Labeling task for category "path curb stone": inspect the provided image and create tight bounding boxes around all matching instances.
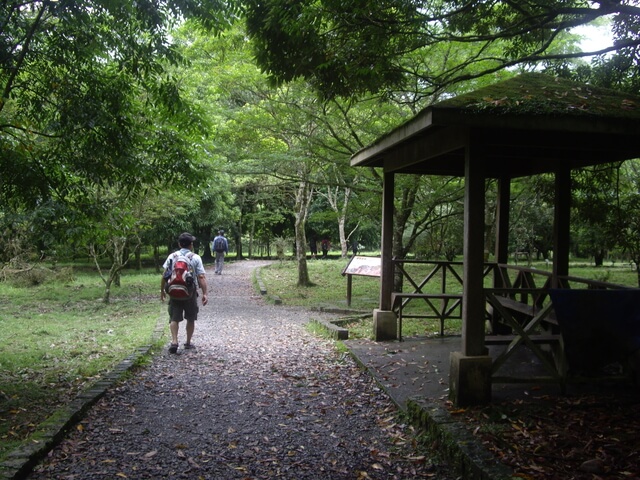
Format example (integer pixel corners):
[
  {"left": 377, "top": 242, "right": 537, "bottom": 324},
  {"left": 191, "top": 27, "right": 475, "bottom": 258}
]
[
  {"left": 406, "top": 397, "right": 514, "bottom": 480},
  {"left": 345, "top": 341, "right": 516, "bottom": 480},
  {"left": 312, "top": 318, "right": 349, "bottom": 340},
  {"left": 255, "top": 265, "right": 281, "bottom": 303}
]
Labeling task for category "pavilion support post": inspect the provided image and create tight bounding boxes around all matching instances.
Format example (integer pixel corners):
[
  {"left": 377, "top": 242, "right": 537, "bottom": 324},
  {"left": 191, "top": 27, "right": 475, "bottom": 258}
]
[
  {"left": 494, "top": 176, "right": 511, "bottom": 267},
  {"left": 450, "top": 141, "right": 492, "bottom": 406},
  {"left": 553, "top": 168, "right": 571, "bottom": 287},
  {"left": 373, "top": 171, "right": 397, "bottom": 341},
  {"left": 490, "top": 176, "right": 512, "bottom": 334}
]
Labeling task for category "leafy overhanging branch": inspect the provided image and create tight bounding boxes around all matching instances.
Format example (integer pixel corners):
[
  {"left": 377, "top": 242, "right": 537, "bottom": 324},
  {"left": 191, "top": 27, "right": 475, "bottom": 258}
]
[{"left": 244, "top": 0, "right": 640, "bottom": 98}]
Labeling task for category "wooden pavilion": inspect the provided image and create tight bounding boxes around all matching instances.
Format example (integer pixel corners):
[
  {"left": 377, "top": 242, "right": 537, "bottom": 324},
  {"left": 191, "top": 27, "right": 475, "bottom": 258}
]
[{"left": 350, "top": 73, "right": 640, "bottom": 406}]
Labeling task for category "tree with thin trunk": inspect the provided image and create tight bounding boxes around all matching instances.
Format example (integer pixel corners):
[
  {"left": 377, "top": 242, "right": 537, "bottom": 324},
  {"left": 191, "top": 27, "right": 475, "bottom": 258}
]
[
  {"left": 323, "top": 183, "right": 354, "bottom": 258},
  {"left": 294, "top": 177, "right": 314, "bottom": 286},
  {"left": 90, "top": 236, "right": 139, "bottom": 304}
]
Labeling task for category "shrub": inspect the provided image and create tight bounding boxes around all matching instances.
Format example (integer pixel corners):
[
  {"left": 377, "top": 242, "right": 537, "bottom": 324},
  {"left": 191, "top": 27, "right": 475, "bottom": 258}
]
[{"left": 3, "top": 265, "right": 75, "bottom": 287}]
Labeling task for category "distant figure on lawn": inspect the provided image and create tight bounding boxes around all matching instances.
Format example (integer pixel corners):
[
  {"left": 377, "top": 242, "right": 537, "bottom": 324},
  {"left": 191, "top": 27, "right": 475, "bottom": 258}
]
[
  {"left": 321, "top": 238, "right": 330, "bottom": 258},
  {"left": 160, "top": 232, "right": 208, "bottom": 354},
  {"left": 309, "top": 238, "right": 318, "bottom": 259}
]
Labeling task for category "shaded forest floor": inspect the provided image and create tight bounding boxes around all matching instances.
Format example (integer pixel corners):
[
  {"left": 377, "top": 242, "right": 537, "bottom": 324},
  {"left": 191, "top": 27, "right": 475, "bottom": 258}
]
[{"left": 454, "top": 388, "right": 640, "bottom": 479}]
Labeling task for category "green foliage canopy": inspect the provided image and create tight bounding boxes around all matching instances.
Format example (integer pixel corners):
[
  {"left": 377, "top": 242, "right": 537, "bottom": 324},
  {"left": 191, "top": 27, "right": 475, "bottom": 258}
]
[
  {"left": 244, "top": 0, "right": 640, "bottom": 98},
  {"left": 0, "top": 0, "right": 237, "bottom": 211}
]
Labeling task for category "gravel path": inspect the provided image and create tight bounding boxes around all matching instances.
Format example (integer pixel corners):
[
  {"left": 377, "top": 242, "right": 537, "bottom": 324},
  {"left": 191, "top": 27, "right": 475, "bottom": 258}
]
[{"left": 28, "top": 260, "right": 457, "bottom": 479}]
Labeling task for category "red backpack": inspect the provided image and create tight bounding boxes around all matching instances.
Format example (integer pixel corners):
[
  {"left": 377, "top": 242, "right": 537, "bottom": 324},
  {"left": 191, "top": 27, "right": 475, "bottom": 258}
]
[{"left": 164, "top": 252, "right": 196, "bottom": 300}]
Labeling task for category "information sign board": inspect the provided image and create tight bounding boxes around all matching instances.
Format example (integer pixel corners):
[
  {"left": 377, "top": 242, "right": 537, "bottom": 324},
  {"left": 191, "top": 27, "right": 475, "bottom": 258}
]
[{"left": 342, "top": 256, "right": 381, "bottom": 277}]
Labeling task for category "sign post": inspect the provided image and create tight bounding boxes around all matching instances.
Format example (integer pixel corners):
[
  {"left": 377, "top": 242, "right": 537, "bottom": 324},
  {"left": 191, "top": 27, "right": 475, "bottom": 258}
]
[{"left": 341, "top": 256, "right": 381, "bottom": 306}]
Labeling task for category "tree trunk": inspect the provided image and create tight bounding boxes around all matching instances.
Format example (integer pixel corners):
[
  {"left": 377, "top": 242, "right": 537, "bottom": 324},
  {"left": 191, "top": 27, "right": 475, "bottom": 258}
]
[
  {"left": 90, "top": 237, "right": 133, "bottom": 304},
  {"left": 249, "top": 217, "right": 255, "bottom": 259},
  {"left": 108, "top": 237, "right": 128, "bottom": 300},
  {"left": 235, "top": 219, "right": 244, "bottom": 260},
  {"left": 338, "top": 186, "right": 352, "bottom": 258},
  {"left": 338, "top": 213, "right": 348, "bottom": 257},
  {"left": 484, "top": 195, "right": 497, "bottom": 262},
  {"left": 154, "top": 244, "right": 161, "bottom": 273},
  {"left": 135, "top": 244, "right": 142, "bottom": 270},
  {"left": 202, "top": 241, "right": 213, "bottom": 263},
  {"left": 392, "top": 181, "right": 419, "bottom": 292},
  {"left": 294, "top": 180, "right": 313, "bottom": 286},
  {"left": 322, "top": 183, "right": 354, "bottom": 258},
  {"left": 103, "top": 283, "right": 112, "bottom": 303}
]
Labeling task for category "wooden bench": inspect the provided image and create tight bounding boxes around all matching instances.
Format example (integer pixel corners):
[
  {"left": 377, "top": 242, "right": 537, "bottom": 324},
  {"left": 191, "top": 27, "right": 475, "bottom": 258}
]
[
  {"left": 492, "top": 295, "right": 558, "bottom": 326},
  {"left": 391, "top": 292, "right": 462, "bottom": 339},
  {"left": 487, "top": 288, "right": 640, "bottom": 387},
  {"left": 485, "top": 291, "right": 566, "bottom": 387},
  {"left": 485, "top": 334, "right": 561, "bottom": 345}
]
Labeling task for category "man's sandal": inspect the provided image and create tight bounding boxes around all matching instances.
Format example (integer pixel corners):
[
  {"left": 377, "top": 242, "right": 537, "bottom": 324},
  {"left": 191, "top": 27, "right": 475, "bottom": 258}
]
[
  {"left": 183, "top": 343, "right": 195, "bottom": 350},
  {"left": 169, "top": 343, "right": 178, "bottom": 354}
]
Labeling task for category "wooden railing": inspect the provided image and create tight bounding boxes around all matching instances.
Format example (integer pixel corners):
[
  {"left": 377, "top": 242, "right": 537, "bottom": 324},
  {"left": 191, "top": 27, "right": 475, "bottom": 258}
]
[
  {"left": 392, "top": 259, "right": 632, "bottom": 334},
  {"left": 392, "top": 261, "right": 632, "bottom": 332},
  {"left": 391, "top": 259, "right": 499, "bottom": 337},
  {"left": 392, "top": 259, "right": 635, "bottom": 386},
  {"left": 391, "top": 260, "right": 464, "bottom": 338}
]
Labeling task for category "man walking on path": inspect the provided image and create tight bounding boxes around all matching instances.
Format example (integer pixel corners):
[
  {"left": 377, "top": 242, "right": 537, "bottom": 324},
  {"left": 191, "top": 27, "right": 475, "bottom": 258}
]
[
  {"left": 160, "top": 232, "right": 208, "bottom": 353},
  {"left": 28, "top": 260, "right": 457, "bottom": 480},
  {"left": 212, "top": 229, "right": 229, "bottom": 275}
]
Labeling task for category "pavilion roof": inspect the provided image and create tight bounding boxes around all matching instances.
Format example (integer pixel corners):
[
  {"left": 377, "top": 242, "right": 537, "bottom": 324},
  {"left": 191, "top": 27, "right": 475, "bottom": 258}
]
[{"left": 351, "top": 73, "right": 640, "bottom": 178}]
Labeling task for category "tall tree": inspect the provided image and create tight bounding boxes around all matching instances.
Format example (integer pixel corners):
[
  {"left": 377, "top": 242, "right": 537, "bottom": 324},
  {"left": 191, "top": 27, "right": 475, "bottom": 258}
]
[
  {"left": 0, "top": 0, "right": 236, "bottom": 210},
  {"left": 175, "top": 23, "right": 403, "bottom": 282},
  {"left": 572, "top": 164, "right": 624, "bottom": 266}
]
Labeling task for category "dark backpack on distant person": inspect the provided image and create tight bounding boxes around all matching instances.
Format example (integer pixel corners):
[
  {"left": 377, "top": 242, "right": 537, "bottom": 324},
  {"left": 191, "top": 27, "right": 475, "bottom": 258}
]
[
  {"left": 163, "top": 252, "right": 196, "bottom": 300},
  {"left": 213, "top": 236, "right": 226, "bottom": 252}
]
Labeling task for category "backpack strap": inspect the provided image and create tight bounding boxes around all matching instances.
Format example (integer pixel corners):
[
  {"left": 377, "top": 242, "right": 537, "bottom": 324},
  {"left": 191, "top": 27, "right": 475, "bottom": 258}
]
[{"left": 186, "top": 252, "right": 198, "bottom": 287}]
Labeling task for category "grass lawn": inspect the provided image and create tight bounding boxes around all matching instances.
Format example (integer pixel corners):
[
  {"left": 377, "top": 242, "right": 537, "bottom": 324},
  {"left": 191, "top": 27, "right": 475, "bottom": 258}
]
[
  {"left": 0, "top": 267, "right": 163, "bottom": 461},
  {"left": 259, "top": 258, "right": 380, "bottom": 311}
]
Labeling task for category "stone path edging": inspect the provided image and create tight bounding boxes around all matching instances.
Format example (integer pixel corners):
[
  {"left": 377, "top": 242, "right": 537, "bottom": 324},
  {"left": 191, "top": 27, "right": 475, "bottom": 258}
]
[{"left": 407, "top": 398, "right": 514, "bottom": 480}]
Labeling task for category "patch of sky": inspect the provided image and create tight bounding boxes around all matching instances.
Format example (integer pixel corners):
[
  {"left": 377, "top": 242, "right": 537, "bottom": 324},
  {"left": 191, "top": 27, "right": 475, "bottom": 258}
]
[{"left": 572, "top": 16, "right": 614, "bottom": 57}]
